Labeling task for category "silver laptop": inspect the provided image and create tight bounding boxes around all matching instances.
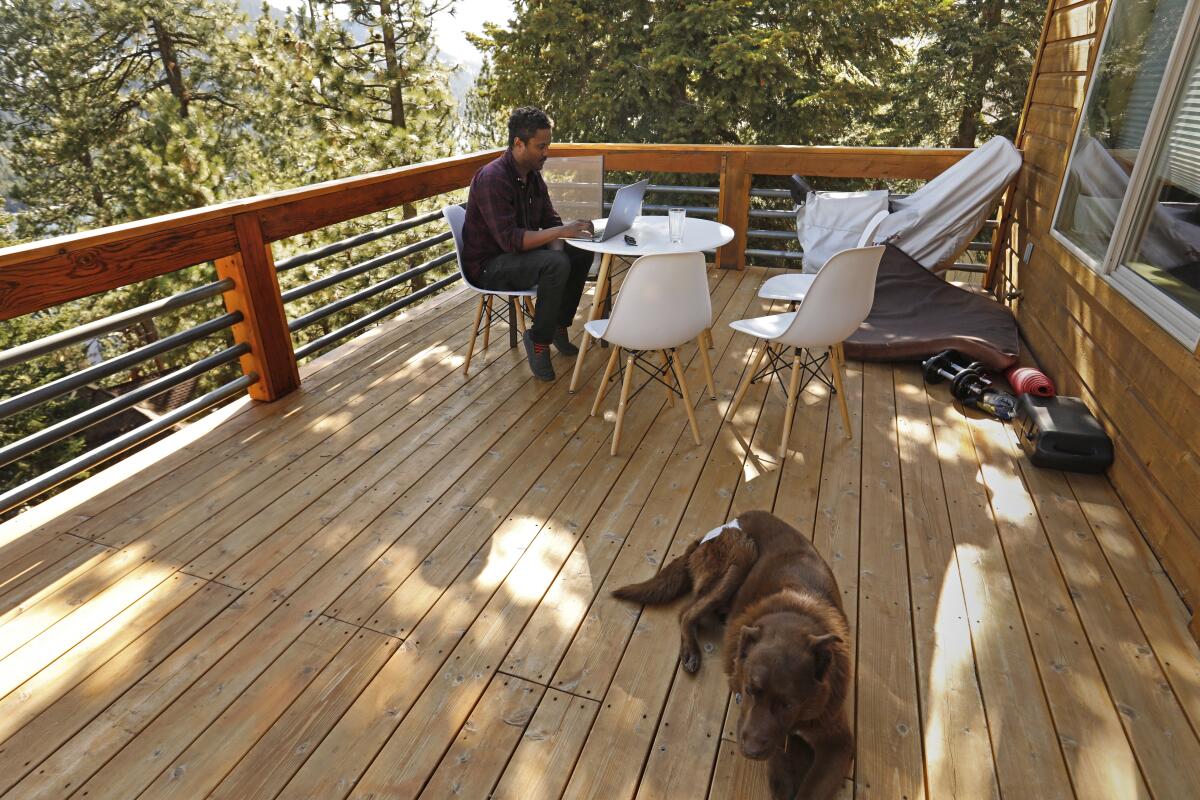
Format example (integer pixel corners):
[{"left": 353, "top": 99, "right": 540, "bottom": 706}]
[{"left": 564, "top": 179, "right": 648, "bottom": 242}]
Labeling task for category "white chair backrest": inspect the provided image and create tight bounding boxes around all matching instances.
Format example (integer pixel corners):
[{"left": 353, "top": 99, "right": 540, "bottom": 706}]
[
  {"left": 443, "top": 204, "right": 483, "bottom": 291},
  {"left": 602, "top": 251, "right": 711, "bottom": 351},
  {"left": 778, "top": 245, "right": 885, "bottom": 349}
]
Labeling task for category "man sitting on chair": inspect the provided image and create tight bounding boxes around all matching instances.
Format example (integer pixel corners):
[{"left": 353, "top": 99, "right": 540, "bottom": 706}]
[{"left": 462, "top": 106, "right": 595, "bottom": 381}]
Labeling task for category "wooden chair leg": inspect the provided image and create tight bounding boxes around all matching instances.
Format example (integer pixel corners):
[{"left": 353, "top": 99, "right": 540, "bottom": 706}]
[
  {"left": 464, "top": 295, "right": 485, "bottom": 377},
  {"left": 730, "top": 339, "right": 769, "bottom": 419},
  {"left": 704, "top": 327, "right": 714, "bottom": 349},
  {"left": 697, "top": 335, "right": 717, "bottom": 399},
  {"left": 658, "top": 351, "right": 675, "bottom": 407},
  {"left": 592, "top": 346, "right": 621, "bottom": 417},
  {"left": 612, "top": 353, "right": 636, "bottom": 456},
  {"left": 670, "top": 348, "right": 702, "bottom": 446},
  {"left": 482, "top": 295, "right": 494, "bottom": 350},
  {"left": 830, "top": 343, "right": 852, "bottom": 439},
  {"left": 780, "top": 348, "right": 803, "bottom": 458}
]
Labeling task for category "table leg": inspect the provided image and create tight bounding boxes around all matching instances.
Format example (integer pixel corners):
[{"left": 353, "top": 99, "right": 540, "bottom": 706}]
[{"left": 569, "top": 252, "right": 612, "bottom": 393}]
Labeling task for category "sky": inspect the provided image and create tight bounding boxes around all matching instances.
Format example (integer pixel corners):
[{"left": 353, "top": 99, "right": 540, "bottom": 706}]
[{"left": 263, "top": 0, "right": 515, "bottom": 70}]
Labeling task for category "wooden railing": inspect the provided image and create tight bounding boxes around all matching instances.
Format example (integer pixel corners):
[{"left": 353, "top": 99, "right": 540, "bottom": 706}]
[{"left": 0, "top": 144, "right": 978, "bottom": 510}]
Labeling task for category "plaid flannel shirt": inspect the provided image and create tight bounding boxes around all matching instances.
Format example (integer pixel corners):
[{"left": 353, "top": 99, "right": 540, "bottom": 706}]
[{"left": 461, "top": 150, "right": 562, "bottom": 283}]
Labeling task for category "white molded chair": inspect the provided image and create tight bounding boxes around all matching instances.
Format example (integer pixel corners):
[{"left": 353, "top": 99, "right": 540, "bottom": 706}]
[
  {"left": 759, "top": 210, "right": 888, "bottom": 304},
  {"left": 585, "top": 251, "right": 717, "bottom": 455},
  {"left": 444, "top": 204, "right": 537, "bottom": 376},
  {"left": 730, "top": 245, "right": 885, "bottom": 457}
]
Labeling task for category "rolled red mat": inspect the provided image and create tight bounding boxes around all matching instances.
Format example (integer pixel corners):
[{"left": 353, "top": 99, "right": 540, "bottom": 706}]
[{"left": 1006, "top": 366, "right": 1056, "bottom": 397}]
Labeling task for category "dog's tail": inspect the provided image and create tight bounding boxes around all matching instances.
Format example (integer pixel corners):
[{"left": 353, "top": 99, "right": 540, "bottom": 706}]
[{"left": 611, "top": 541, "right": 699, "bottom": 605}]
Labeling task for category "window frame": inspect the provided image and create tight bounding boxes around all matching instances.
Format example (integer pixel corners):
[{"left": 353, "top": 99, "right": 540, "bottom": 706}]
[{"left": 1051, "top": 0, "right": 1200, "bottom": 349}]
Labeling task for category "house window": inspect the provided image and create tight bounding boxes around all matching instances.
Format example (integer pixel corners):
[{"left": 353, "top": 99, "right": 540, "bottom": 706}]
[{"left": 1052, "top": 0, "right": 1200, "bottom": 348}]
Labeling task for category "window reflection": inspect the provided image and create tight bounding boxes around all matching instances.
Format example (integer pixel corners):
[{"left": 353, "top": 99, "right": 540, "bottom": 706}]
[
  {"left": 1123, "top": 46, "right": 1200, "bottom": 317},
  {"left": 1055, "top": 0, "right": 1188, "bottom": 263}
]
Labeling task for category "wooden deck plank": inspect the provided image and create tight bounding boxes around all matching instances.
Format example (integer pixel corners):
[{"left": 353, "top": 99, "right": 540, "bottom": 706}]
[
  {"left": 271, "top": 341, "right": 616, "bottom": 799},
  {"left": 63, "top": 345, "right": 596, "bottom": 800},
  {"left": 855, "top": 361, "right": 926, "bottom": 800},
  {"left": 0, "top": 561, "right": 180, "bottom": 697},
  {"left": 501, "top": 270, "right": 757, "bottom": 690},
  {"left": 0, "top": 582, "right": 241, "bottom": 797},
  {"left": 0, "top": 533, "right": 85, "bottom": 594},
  {"left": 549, "top": 270, "right": 768, "bottom": 703},
  {"left": 418, "top": 674, "right": 544, "bottom": 800},
  {"left": 636, "top": 314, "right": 799, "bottom": 800},
  {"left": 560, "top": 283, "right": 778, "bottom": 800},
  {"left": 135, "top": 616, "right": 357, "bottom": 800},
  {"left": 289, "top": 274, "right": 744, "bottom": 800},
  {"left": 490, "top": 688, "right": 600, "bottom": 800},
  {"left": 209, "top": 626, "right": 401, "bottom": 800},
  {"left": 0, "top": 306, "right": 505, "bottom": 669},
  {"left": 1066, "top": 472, "right": 1200, "bottom": 739},
  {"left": 184, "top": 327, "right": 528, "bottom": 585},
  {"left": 327, "top": 269, "right": 727, "bottom": 629},
  {"left": 3, "top": 285, "right": 474, "bottom": 551},
  {"left": 925, "top": 382, "right": 1074, "bottom": 798},
  {"left": 62, "top": 287, "right": 479, "bottom": 547},
  {"left": 1007, "top": 431, "right": 1200, "bottom": 799},
  {"left": 0, "top": 538, "right": 114, "bottom": 627},
  {"left": 91, "top": 296, "right": 511, "bottom": 565},
  {"left": 965, "top": 408, "right": 1151, "bottom": 798},
  {"left": 359, "top": 271, "right": 729, "bottom": 639},
  {"left": 0, "top": 574, "right": 206, "bottom": 743},
  {"left": 893, "top": 365, "right": 1000, "bottom": 800}
]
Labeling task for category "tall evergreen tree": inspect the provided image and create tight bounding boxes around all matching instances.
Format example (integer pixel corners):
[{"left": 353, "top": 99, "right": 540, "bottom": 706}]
[
  {"left": 471, "top": 0, "right": 927, "bottom": 146},
  {"left": 877, "top": 0, "right": 1045, "bottom": 147}
]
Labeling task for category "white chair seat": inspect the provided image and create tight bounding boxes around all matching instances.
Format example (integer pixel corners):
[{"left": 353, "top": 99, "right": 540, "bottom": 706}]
[
  {"left": 729, "top": 311, "right": 797, "bottom": 341},
  {"left": 758, "top": 273, "right": 816, "bottom": 302},
  {"left": 483, "top": 286, "right": 537, "bottom": 298},
  {"left": 584, "top": 318, "right": 609, "bottom": 339}
]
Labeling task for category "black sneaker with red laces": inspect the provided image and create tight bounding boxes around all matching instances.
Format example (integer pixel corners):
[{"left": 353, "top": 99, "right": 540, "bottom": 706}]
[
  {"left": 523, "top": 331, "right": 555, "bottom": 381},
  {"left": 552, "top": 326, "right": 579, "bottom": 356}
]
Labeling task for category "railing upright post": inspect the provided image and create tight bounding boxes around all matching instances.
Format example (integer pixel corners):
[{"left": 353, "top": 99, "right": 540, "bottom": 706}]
[
  {"left": 213, "top": 212, "right": 300, "bottom": 401},
  {"left": 716, "top": 152, "right": 751, "bottom": 270}
]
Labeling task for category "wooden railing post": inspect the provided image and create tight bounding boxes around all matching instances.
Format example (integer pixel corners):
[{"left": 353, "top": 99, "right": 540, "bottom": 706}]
[
  {"left": 213, "top": 212, "right": 300, "bottom": 401},
  {"left": 716, "top": 152, "right": 751, "bottom": 270}
]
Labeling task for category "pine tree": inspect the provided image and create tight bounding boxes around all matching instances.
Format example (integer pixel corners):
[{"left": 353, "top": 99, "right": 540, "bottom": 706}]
[{"left": 471, "top": 0, "right": 927, "bottom": 147}]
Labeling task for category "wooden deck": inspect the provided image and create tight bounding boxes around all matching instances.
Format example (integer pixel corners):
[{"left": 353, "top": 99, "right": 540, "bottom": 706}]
[{"left": 2, "top": 265, "right": 1199, "bottom": 800}]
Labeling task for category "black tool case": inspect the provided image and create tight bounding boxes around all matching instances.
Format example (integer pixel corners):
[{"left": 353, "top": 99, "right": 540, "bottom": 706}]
[{"left": 1014, "top": 395, "right": 1114, "bottom": 473}]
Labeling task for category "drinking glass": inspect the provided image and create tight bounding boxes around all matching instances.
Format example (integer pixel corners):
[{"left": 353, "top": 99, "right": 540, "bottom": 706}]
[{"left": 668, "top": 207, "right": 686, "bottom": 243}]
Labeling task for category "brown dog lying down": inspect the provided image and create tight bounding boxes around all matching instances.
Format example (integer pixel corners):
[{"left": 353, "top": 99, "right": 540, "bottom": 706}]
[{"left": 613, "top": 509, "right": 852, "bottom": 800}]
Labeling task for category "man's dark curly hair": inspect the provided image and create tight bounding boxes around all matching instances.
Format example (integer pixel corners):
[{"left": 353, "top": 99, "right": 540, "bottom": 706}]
[{"left": 507, "top": 106, "right": 553, "bottom": 148}]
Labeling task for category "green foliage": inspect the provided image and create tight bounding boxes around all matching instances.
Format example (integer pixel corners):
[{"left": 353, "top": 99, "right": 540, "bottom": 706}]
[
  {"left": 472, "top": 0, "right": 1045, "bottom": 149},
  {"left": 883, "top": 0, "right": 1046, "bottom": 147},
  {"left": 0, "top": 0, "right": 460, "bottom": 504}
]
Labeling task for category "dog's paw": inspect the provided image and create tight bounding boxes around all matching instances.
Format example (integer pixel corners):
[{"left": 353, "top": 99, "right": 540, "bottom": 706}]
[{"left": 680, "top": 648, "right": 701, "bottom": 674}]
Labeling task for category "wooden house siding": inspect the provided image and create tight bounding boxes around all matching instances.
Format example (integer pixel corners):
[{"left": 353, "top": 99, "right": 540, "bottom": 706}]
[{"left": 1001, "top": 0, "right": 1200, "bottom": 635}]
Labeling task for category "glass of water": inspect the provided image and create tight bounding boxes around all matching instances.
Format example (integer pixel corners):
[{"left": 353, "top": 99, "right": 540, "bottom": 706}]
[{"left": 668, "top": 207, "right": 686, "bottom": 243}]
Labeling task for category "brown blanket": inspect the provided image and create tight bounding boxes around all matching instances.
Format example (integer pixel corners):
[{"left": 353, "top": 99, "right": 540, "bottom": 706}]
[{"left": 843, "top": 245, "right": 1019, "bottom": 371}]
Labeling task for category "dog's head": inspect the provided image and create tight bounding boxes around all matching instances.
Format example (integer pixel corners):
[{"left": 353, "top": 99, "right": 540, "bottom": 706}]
[{"left": 731, "top": 617, "right": 844, "bottom": 760}]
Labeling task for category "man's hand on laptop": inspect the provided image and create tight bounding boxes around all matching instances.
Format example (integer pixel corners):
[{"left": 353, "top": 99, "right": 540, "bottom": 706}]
[{"left": 562, "top": 219, "right": 594, "bottom": 239}]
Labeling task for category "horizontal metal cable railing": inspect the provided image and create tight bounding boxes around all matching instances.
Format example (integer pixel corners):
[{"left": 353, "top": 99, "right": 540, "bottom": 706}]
[
  {"left": 0, "top": 286, "right": 254, "bottom": 513},
  {"left": 276, "top": 200, "right": 462, "bottom": 359}
]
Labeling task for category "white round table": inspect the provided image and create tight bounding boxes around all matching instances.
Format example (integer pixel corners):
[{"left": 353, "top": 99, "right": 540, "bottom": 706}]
[{"left": 565, "top": 216, "right": 734, "bottom": 393}]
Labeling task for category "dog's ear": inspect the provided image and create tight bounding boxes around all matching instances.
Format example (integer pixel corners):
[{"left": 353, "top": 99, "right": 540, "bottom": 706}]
[
  {"left": 809, "top": 633, "right": 842, "bottom": 682},
  {"left": 736, "top": 625, "right": 762, "bottom": 665}
]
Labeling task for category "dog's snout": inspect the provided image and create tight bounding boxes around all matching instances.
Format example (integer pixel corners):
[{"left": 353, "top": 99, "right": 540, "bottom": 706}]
[{"left": 739, "top": 735, "right": 773, "bottom": 761}]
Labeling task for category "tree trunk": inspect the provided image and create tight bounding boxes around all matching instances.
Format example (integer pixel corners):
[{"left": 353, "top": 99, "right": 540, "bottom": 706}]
[
  {"left": 377, "top": 0, "right": 406, "bottom": 128},
  {"left": 150, "top": 18, "right": 189, "bottom": 118},
  {"left": 951, "top": 0, "right": 1005, "bottom": 148}
]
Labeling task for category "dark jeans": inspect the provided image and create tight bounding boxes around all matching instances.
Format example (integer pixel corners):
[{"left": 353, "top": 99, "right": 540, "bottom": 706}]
[{"left": 480, "top": 246, "right": 592, "bottom": 344}]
